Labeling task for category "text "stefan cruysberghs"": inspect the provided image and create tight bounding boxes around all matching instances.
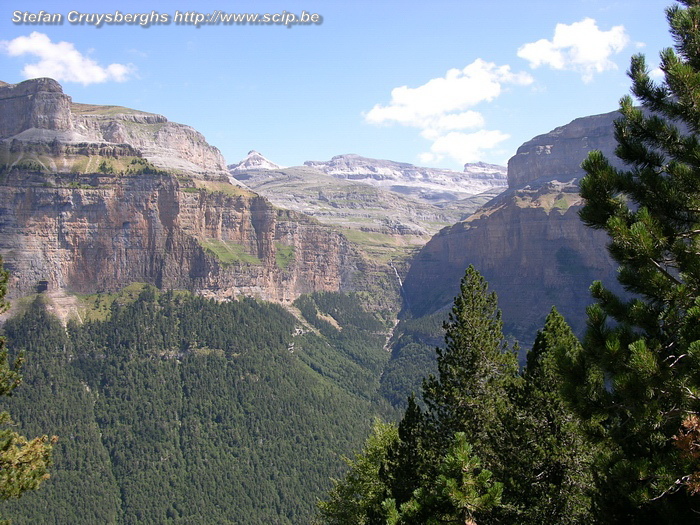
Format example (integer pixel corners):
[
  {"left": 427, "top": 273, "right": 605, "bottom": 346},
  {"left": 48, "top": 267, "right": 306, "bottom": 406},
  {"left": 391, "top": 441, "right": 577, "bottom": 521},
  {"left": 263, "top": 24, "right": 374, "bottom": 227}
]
[{"left": 11, "top": 10, "right": 323, "bottom": 28}]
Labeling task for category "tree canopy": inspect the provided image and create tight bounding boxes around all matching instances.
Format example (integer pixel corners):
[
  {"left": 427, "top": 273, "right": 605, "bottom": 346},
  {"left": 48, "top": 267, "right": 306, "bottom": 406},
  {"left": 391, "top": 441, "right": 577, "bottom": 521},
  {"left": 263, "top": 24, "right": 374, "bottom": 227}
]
[{"left": 0, "top": 258, "right": 54, "bottom": 524}]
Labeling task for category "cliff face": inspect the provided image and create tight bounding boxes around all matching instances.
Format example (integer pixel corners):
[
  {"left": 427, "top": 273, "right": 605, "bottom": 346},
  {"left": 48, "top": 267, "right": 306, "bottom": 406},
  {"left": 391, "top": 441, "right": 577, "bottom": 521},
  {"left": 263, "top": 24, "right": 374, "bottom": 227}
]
[
  {"left": 507, "top": 110, "right": 621, "bottom": 188},
  {"left": 403, "top": 111, "right": 624, "bottom": 342},
  {"left": 0, "top": 78, "right": 72, "bottom": 139},
  {"left": 0, "top": 78, "right": 229, "bottom": 178},
  {"left": 0, "top": 78, "right": 361, "bottom": 302}
]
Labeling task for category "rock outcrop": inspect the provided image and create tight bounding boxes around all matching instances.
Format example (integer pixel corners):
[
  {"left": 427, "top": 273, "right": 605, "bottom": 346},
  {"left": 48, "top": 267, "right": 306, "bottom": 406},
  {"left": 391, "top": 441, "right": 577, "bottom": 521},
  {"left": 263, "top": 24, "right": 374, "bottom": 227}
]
[
  {"left": 403, "top": 110, "right": 624, "bottom": 343},
  {"left": 0, "top": 78, "right": 230, "bottom": 179},
  {"left": 0, "top": 78, "right": 363, "bottom": 303},
  {"left": 507, "top": 111, "right": 622, "bottom": 188},
  {"left": 0, "top": 77, "right": 73, "bottom": 139}
]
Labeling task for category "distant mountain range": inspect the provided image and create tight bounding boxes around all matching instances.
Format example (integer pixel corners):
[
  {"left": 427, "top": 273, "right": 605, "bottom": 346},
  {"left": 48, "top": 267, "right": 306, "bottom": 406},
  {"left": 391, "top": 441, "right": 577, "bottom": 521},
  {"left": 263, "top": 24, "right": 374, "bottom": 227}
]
[
  {"left": 228, "top": 152, "right": 506, "bottom": 262},
  {"left": 303, "top": 154, "right": 507, "bottom": 203}
]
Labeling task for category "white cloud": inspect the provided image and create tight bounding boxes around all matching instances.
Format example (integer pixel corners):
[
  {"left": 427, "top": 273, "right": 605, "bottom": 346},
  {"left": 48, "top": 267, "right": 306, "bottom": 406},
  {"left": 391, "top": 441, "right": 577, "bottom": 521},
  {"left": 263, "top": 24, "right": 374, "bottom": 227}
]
[
  {"left": 423, "top": 130, "right": 510, "bottom": 165},
  {"left": 365, "top": 59, "right": 532, "bottom": 165},
  {"left": 517, "top": 18, "right": 629, "bottom": 82},
  {"left": 0, "top": 32, "right": 134, "bottom": 85},
  {"left": 650, "top": 67, "right": 664, "bottom": 80}
]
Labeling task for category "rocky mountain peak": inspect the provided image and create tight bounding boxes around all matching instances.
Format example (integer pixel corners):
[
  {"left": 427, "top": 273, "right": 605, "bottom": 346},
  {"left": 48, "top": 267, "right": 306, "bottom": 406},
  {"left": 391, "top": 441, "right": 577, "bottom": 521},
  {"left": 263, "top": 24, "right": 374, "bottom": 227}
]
[
  {"left": 228, "top": 150, "right": 282, "bottom": 172},
  {"left": 0, "top": 77, "right": 229, "bottom": 178},
  {"left": 506, "top": 110, "right": 622, "bottom": 189},
  {"left": 303, "top": 154, "right": 506, "bottom": 203},
  {"left": 0, "top": 77, "right": 73, "bottom": 139}
]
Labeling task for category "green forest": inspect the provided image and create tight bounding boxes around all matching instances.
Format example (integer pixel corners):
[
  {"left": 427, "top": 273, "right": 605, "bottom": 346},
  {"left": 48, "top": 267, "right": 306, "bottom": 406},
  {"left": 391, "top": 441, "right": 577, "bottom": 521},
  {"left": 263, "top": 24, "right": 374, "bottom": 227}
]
[
  {"left": 0, "top": 287, "right": 394, "bottom": 524},
  {"left": 4, "top": 1, "right": 700, "bottom": 524}
]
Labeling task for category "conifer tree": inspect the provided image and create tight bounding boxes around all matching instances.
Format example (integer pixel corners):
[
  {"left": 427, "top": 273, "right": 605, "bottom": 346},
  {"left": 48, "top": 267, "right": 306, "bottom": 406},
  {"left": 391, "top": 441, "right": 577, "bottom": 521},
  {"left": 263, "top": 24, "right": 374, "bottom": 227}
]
[
  {"left": 421, "top": 265, "right": 519, "bottom": 465},
  {"left": 508, "top": 308, "right": 595, "bottom": 524},
  {"left": 0, "top": 259, "right": 54, "bottom": 523},
  {"left": 570, "top": 0, "right": 700, "bottom": 519},
  {"left": 387, "top": 265, "right": 518, "bottom": 525},
  {"left": 316, "top": 420, "right": 398, "bottom": 525}
]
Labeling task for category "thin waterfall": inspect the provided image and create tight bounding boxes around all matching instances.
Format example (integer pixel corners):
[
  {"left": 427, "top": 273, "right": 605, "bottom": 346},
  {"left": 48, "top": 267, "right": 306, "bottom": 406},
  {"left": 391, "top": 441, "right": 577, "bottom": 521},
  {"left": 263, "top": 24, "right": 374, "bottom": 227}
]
[{"left": 389, "top": 261, "right": 410, "bottom": 311}]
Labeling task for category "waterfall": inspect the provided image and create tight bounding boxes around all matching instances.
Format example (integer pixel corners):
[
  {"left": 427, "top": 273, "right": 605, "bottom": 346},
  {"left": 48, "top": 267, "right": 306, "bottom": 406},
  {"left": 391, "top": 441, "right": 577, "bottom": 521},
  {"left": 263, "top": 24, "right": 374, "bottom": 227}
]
[{"left": 390, "top": 261, "right": 410, "bottom": 311}]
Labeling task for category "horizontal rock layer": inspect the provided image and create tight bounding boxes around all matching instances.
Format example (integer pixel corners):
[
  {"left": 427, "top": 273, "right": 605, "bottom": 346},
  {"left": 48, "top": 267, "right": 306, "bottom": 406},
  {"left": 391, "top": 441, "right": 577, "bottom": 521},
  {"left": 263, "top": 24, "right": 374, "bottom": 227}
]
[{"left": 0, "top": 171, "right": 361, "bottom": 302}]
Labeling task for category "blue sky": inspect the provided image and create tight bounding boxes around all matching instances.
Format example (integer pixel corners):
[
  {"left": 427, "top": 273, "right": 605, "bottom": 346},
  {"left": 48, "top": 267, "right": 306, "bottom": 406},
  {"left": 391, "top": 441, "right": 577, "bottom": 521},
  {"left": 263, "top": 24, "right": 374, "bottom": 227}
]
[{"left": 1, "top": 0, "right": 675, "bottom": 170}]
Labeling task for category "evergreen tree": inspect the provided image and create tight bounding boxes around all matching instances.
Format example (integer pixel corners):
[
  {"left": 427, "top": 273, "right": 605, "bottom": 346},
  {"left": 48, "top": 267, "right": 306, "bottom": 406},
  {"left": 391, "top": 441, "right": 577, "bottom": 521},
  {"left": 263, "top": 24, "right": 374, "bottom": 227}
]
[
  {"left": 0, "top": 259, "right": 54, "bottom": 523},
  {"left": 383, "top": 433, "right": 502, "bottom": 525},
  {"left": 380, "top": 396, "right": 428, "bottom": 510},
  {"left": 388, "top": 266, "right": 517, "bottom": 525},
  {"left": 316, "top": 420, "right": 398, "bottom": 525},
  {"left": 318, "top": 266, "right": 517, "bottom": 525},
  {"left": 571, "top": 0, "right": 700, "bottom": 519},
  {"left": 421, "top": 265, "right": 519, "bottom": 471},
  {"left": 506, "top": 308, "right": 595, "bottom": 524}
]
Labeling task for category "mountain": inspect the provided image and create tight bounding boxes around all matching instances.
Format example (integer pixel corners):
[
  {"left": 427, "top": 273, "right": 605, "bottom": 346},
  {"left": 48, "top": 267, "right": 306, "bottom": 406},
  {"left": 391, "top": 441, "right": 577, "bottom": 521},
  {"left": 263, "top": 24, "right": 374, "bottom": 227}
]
[
  {"left": 0, "top": 77, "right": 398, "bottom": 524},
  {"left": 230, "top": 156, "right": 505, "bottom": 265},
  {"left": 401, "top": 110, "right": 625, "bottom": 346},
  {"left": 1, "top": 286, "right": 393, "bottom": 524},
  {"left": 229, "top": 150, "right": 282, "bottom": 172},
  {"left": 304, "top": 154, "right": 507, "bottom": 205},
  {"left": 0, "top": 78, "right": 372, "bottom": 305}
]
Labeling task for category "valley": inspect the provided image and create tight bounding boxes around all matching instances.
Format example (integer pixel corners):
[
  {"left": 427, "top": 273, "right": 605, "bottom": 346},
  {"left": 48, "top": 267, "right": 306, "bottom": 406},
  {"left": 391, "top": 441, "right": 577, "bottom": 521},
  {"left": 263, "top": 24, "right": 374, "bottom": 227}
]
[{"left": 0, "top": 77, "right": 623, "bottom": 523}]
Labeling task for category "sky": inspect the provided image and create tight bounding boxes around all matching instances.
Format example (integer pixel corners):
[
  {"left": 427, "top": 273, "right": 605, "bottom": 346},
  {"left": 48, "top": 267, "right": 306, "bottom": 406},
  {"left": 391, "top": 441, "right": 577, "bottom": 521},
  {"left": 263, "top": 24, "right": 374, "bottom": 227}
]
[{"left": 0, "top": 0, "right": 676, "bottom": 171}]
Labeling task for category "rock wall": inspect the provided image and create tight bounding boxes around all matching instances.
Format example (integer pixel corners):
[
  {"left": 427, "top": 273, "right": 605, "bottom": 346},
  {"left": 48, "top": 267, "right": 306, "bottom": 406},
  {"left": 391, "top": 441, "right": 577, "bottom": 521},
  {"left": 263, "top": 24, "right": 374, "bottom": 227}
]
[
  {"left": 403, "top": 198, "right": 616, "bottom": 340},
  {"left": 0, "top": 78, "right": 363, "bottom": 303},
  {"left": 0, "top": 78, "right": 73, "bottom": 139},
  {"left": 0, "top": 171, "right": 360, "bottom": 302},
  {"left": 507, "top": 110, "right": 621, "bottom": 188},
  {"left": 403, "top": 111, "right": 627, "bottom": 343},
  {"left": 0, "top": 78, "right": 229, "bottom": 178}
]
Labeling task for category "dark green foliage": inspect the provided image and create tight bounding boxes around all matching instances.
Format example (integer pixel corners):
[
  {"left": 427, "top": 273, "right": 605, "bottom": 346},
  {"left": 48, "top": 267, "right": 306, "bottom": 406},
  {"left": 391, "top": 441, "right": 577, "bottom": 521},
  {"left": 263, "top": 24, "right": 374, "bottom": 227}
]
[
  {"left": 1, "top": 288, "right": 388, "bottom": 524},
  {"left": 2, "top": 298, "right": 119, "bottom": 524},
  {"left": 316, "top": 420, "right": 398, "bottom": 525},
  {"left": 421, "top": 266, "right": 519, "bottom": 468},
  {"left": 125, "top": 158, "right": 168, "bottom": 176},
  {"left": 379, "top": 312, "right": 444, "bottom": 409},
  {"left": 322, "top": 266, "right": 519, "bottom": 525},
  {"left": 293, "top": 292, "right": 391, "bottom": 401},
  {"left": 571, "top": 0, "right": 700, "bottom": 519},
  {"left": 383, "top": 432, "right": 502, "bottom": 525},
  {"left": 319, "top": 270, "right": 600, "bottom": 525},
  {"left": 502, "top": 308, "right": 595, "bottom": 524},
  {"left": 0, "top": 267, "right": 54, "bottom": 524}
]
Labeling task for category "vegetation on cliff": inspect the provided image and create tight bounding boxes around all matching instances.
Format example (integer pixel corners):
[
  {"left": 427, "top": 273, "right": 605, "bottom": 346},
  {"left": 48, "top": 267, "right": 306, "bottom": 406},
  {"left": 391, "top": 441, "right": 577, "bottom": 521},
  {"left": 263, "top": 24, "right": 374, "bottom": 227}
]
[
  {"left": 0, "top": 259, "right": 54, "bottom": 524},
  {"left": 0, "top": 287, "right": 391, "bottom": 524}
]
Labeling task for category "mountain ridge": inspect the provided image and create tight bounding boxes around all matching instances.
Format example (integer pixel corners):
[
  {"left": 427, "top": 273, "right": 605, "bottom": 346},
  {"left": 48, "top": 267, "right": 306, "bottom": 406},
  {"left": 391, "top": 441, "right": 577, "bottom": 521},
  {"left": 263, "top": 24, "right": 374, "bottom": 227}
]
[{"left": 0, "top": 78, "right": 376, "bottom": 305}]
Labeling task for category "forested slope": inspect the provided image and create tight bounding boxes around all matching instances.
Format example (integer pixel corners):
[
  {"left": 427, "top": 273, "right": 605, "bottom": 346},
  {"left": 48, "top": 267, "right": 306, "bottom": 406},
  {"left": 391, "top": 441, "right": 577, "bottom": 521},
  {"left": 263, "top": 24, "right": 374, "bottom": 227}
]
[{"left": 0, "top": 288, "right": 390, "bottom": 524}]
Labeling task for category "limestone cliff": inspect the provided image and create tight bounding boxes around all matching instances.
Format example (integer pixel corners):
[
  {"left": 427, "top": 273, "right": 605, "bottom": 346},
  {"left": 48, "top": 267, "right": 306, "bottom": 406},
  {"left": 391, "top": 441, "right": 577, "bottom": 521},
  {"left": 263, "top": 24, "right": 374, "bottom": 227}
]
[
  {"left": 0, "top": 78, "right": 362, "bottom": 303},
  {"left": 0, "top": 77, "right": 230, "bottom": 178},
  {"left": 403, "top": 111, "right": 624, "bottom": 342},
  {"left": 507, "top": 110, "right": 622, "bottom": 188}
]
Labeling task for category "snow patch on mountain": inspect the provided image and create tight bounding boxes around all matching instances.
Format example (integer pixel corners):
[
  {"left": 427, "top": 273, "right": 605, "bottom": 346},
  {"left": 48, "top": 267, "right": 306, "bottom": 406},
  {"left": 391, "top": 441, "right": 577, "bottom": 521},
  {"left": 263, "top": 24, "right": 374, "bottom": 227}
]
[{"left": 303, "top": 154, "right": 506, "bottom": 202}]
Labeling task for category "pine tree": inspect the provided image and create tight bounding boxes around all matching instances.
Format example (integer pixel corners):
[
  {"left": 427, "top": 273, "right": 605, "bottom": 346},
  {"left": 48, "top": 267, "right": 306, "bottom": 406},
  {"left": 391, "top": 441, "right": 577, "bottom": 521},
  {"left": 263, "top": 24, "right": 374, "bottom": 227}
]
[
  {"left": 507, "top": 308, "right": 595, "bottom": 524},
  {"left": 316, "top": 420, "right": 398, "bottom": 525},
  {"left": 388, "top": 265, "right": 517, "bottom": 525},
  {"left": 0, "top": 259, "right": 54, "bottom": 523},
  {"left": 571, "top": 0, "right": 700, "bottom": 519},
  {"left": 421, "top": 265, "right": 519, "bottom": 468},
  {"left": 383, "top": 433, "right": 502, "bottom": 525}
]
